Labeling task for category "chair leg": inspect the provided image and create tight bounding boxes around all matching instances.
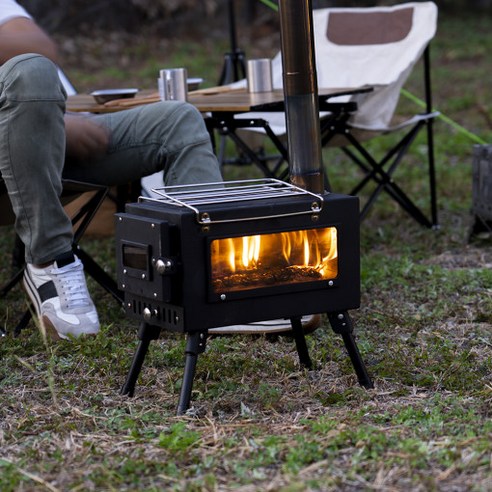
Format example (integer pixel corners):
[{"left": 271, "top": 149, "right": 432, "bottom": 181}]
[
  {"left": 75, "top": 246, "right": 123, "bottom": 305},
  {"left": 70, "top": 188, "right": 108, "bottom": 243},
  {"left": 0, "top": 266, "right": 24, "bottom": 299},
  {"left": 0, "top": 260, "right": 32, "bottom": 338},
  {"left": 209, "top": 115, "right": 291, "bottom": 180},
  {"left": 11, "top": 234, "right": 25, "bottom": 272},
  {"left": 70, "top": 187, "right": 123, "bottom": 304},
  {"left": 342, "top": 127, "right": 435, "bottom": 228},
  {"left": 426, "top": 118, "right": 438, "bottom": 228},
  {"left": 14, "top": 307, "right": 32, "bottom": 337},
  {"left": 222, "top": 129, "right": 278, "bottom": 178},
  {"left": 1, "top": 233, "right": 25, "bottom": 298}
]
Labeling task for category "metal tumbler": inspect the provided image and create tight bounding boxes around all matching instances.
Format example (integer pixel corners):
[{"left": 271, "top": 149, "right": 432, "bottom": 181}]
[
  {"left": 159, "top": 68, "right": 188, "bottom": 101},
  {"left": 247, "top": 59, "right": 273, "bottom": 93}
]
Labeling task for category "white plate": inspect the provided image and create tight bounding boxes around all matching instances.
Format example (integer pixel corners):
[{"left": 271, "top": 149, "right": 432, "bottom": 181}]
[
  {"left": 90, "top": 88, "right": 139, "bottom": 104},
  {"left": 187, "top": 78, "right": 204, "bottom": 91}
]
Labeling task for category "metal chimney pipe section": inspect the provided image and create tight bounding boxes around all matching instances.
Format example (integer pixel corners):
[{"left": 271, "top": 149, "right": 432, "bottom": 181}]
[{"left": 278, "top": 0, "right": 327, "bottom": 194}]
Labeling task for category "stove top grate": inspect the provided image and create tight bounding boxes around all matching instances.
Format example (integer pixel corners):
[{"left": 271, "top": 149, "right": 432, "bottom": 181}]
[{"left": 139, "top": 178, "right": 325, "bottom": 224}]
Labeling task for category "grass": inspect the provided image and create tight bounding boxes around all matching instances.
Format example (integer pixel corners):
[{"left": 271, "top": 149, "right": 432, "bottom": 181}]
[{"left": 1, "top": 9, "right": 492, "bottom": 492}]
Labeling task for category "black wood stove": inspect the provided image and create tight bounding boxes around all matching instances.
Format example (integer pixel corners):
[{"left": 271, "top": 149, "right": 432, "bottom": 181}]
[
  {"left": 117, "top": 0, "right": 373, "bottom": 414},
  {"left": 117, "top": 180, "right": 372, "bottom": 412}
]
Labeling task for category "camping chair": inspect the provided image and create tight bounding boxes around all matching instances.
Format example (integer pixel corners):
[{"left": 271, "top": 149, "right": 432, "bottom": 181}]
[
  {"left": 231, "top": 1, "right": 439, "bottom": 228},
  {"left": 0, "top": 178, "right": 123, "bottom": 337}
]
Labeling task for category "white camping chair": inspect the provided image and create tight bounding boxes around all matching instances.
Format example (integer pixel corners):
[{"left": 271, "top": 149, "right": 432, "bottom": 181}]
[{"left": 232, "top": 1, "right": 439, "bottom": 228}]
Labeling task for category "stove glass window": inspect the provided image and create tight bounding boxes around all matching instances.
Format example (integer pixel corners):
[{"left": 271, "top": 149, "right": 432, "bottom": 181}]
[{"left": 210, "top": 227, "right": 338, "bottom": 292}]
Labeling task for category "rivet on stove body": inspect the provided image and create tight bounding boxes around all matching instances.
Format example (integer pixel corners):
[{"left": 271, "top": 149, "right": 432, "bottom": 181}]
[
  {"left": 220, "top": 294, "right": 226, "bottom": 301},
  {"left": 328, "top": 280, "right": 334, "bottom": 286}
]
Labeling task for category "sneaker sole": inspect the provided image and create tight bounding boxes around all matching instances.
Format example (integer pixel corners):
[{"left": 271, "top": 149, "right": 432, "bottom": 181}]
[
  {"left": 41, "top": 315, "right": 98, "bottom": 341},
  {"left": 41, "top": 315, "right": 68, "bottom": 341}
]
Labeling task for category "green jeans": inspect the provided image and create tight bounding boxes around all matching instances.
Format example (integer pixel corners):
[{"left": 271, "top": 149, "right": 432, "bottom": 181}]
[{"left": 0, "top": 54, "right": 222, "bottom": 264}]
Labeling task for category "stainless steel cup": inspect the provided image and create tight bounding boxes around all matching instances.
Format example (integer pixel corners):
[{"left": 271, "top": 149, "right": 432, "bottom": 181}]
[
  {"left": 158, "top": 77, "right": 167, "bottom": 101},
  {"left": 159, "top": 68, "right": 188, "bottom": 101},
  {"left": 247, "top": 58, "right": 273, "bottom": 93}
]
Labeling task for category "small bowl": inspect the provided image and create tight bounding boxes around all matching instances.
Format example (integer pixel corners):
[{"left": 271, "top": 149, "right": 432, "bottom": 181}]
[
  {"left": 187, "top": 78, "right": 204, "bottom": 91},
  {"left": 91, "top": 88, "right": 139, "bottom": 104}
]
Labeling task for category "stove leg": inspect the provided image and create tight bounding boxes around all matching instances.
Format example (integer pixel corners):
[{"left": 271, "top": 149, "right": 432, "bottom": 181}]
[
  {"left": 177, "top": 331, "right": 208, "bottom": 415},
  {"left": 290, "top": 317, "right": 313, "bottom": 369},
  {"left": 328, "top": 311, "right": 374, "bottom": 389},
  {"left": 121, "top": 323, "right": 161, "bottom": 397}
]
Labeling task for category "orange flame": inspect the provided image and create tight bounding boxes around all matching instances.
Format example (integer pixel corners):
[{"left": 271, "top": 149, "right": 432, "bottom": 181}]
[{"left": 211, "top": 227, "right": 338, "bottom": 291}]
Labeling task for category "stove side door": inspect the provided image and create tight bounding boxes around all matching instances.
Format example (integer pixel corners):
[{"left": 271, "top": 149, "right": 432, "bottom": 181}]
[{"left": 115, "top": 213, "right": 171, "bottom": 302}]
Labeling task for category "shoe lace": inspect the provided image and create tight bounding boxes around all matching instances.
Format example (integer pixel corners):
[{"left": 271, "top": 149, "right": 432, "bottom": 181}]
[{"left": 52, "top": 258, "right": 91, "bottom": 309}]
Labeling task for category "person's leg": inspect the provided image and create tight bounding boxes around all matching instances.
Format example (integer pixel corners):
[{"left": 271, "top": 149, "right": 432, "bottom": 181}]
[
  {"left": 0, "top": 54, "right": 72, "bottom": 265},
  {"left": 0, "top": 54, "right": 98, "bottom": 339},
  {"left": 63, "top": 101, "right": 222, "bottom": 186}
]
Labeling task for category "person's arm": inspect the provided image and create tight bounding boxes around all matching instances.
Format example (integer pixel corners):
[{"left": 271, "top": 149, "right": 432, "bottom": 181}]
[
  {"left": 0, "top": 17, "right": 58, "bottom": 64},
  {"left": 64, "top": 113, "right": 110, "bottom": 160},
  {"left": 0, "top": 14, "right": 108, "bottom": 159}
]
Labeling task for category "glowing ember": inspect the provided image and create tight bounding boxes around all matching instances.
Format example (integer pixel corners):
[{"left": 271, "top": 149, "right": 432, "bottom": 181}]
[{"left": 211, "top": 227, "right": 338, "bottom": 292}]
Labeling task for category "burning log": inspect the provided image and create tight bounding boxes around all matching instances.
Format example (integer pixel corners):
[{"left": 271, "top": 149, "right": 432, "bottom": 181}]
[{"left": 213, "top": 265, "right": 322, "bottom": 290}]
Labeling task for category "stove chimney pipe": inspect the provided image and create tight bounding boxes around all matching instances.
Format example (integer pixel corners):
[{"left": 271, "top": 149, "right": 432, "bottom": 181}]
[{"left": 278, "top": 0, "right": 327, "bottom": 194}]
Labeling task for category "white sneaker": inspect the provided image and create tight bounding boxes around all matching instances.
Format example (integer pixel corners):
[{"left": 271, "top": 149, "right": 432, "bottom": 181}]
[{"left": 23, "top": 252, "right": 100, "bottom": 340}]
